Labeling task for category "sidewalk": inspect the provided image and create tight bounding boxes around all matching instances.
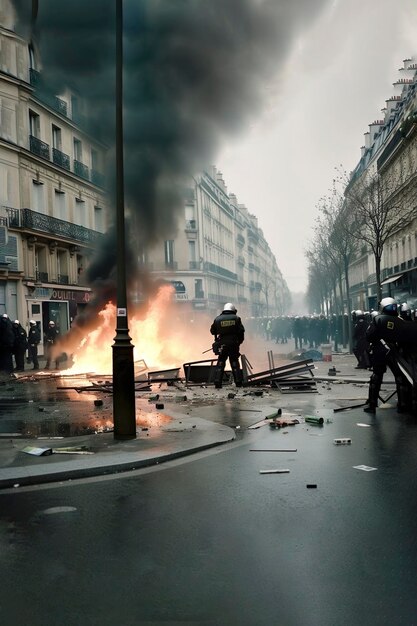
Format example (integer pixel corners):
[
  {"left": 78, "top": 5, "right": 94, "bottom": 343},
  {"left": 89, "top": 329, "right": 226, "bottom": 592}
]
[{"left": 0, "top": 344, "right": 387, "bottom": 490}]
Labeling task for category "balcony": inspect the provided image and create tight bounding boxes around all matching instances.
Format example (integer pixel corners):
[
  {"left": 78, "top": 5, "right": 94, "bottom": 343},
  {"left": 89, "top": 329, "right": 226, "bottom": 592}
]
[
  {"left": 57, "top": 274, "right": 69, "bottom": 285},
  {"left": 195, "top": 290, "right": 205, "bottom": 299},
  {"left": 185, "top": 219, "right": 197, "bottom": 230},
  {"left": 52, "top": 96, "right": 68, "bottom": 117},
  {"left": 203, "top": 262, "right": 237, "bottom": 281},
  {"left": 248, "top": 262, "right": 255, "bottom": 271},
  {"left": 237, "top": 234, "right": 245, "bottom": 247},
  {"left": 29, "top": 68, "right": 41, "bottom": 87},
  {"left": 52, "top": 148, "right": 70, "bottom": 171},
  {"left": 237, "top": 255, "right": 245, "bottom": 266},
  {"left": 36, "top": 270, "right": 49, "bottom": 283},
  {"left": 91, "top": 169, "right": 106, "bottom": 188},
  {"left": 165, "top": 261, "right": 178, "bottom": 270},
  {"left": 248, "top": 246, "right": 254, "bottom": 254},
  {"left": 29, "top": 135, "right": 50, "bottom": 160},
  {"left": 74, "top": 160, "right": 90, "bottom": 181},
  {"left": 6, "top": 208, "right": 103, "bottom": 245},
  {"left": 189, "top": 261, "right": 200, "bottom": 270}
]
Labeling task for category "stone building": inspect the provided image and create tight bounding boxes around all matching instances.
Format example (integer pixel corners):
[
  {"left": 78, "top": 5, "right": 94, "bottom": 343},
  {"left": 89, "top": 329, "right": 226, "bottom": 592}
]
[
  {"left": 0, "top": 3, "right": 108, "bottom": 352},
  {"left": 346, "top": 57, "right": 417, "bottom": 311},
  {"left": 144, "top": 166, "right": 289, "bottom": 318}
]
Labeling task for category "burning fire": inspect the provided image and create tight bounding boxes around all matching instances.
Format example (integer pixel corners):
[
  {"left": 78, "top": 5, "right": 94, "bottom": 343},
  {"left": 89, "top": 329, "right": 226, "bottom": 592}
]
[{"left": 65, "top": 285, "right": 208, "bottom": 375}]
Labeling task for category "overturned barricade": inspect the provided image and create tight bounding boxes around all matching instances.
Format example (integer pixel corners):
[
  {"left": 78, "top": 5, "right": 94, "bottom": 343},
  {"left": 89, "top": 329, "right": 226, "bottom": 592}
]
[{"left": 241, "top": 351, "right": 317, "bottom": 392}]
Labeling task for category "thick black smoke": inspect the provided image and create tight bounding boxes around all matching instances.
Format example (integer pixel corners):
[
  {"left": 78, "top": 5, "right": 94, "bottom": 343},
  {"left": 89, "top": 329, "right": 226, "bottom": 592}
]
[{"left": 13, "top": 0, "right": 329, "bottom": 337}]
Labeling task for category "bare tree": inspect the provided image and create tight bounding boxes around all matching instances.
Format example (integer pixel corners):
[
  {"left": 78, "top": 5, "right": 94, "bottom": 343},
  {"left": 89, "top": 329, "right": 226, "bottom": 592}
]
[
  {"left": 344, "top": 167, "right": 417, "bottom": 302},
  {"left": 316, "top": 182, "right": 357, "bottom": 349}
]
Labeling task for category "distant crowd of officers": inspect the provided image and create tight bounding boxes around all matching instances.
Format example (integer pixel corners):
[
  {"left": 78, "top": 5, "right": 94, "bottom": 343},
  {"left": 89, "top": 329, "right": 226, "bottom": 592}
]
[
  {"left": 246, "top": 314, "right": 349, "bottom": 350},
  {"left": 0, "top": 315, "right": 60, "bottom": 374}
]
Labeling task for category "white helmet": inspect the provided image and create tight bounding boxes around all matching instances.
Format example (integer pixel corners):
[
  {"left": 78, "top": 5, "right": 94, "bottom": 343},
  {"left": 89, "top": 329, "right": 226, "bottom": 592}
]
[
  {"left": 379, "top": 297, "right": 398, "bottom": 316},
  {"left": 14, "top": 320, "right": 19, "bottom": 324},
  {"left": 49, "top": 320, "right": 55, "bottom": 326},
  {"left": 29, "top": 320, "right": 36, "bottom": 325},
  {"left": 223, "top": 303, "right": 237, "bottom": 313}
]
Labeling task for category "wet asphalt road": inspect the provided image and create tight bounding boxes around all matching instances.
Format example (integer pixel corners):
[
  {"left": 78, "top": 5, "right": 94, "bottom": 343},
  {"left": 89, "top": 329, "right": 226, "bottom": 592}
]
[{"left": 2, "top": 389, "right": 417, "bottom": 626}]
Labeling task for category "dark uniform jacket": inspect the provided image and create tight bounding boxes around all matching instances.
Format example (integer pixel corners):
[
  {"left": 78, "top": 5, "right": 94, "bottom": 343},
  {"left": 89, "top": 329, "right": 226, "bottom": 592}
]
[
  {"left": 28, "top": 326, "right": 41, "bottom": 346},
  {"left": 12, "top": 324, "right": 28, "bottom": 350},
  {"left": 210, "top": 312, "right": 245, "bottom": 346}
]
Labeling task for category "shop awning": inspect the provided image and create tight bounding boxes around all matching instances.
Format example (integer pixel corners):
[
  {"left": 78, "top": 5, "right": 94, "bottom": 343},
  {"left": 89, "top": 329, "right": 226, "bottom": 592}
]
[{"left": 381, "top": 274, "right": 403, "bottom": 285}]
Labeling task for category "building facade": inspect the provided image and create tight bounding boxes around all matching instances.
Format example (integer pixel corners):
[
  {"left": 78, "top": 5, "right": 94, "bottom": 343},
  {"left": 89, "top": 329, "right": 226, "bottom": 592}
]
[
  {"left": 0, "top": 4, "right": 108, "bottom": 352},
  {"left": 144, "top": 166, "right": 290, "bottom": 318},
  {"left": 346, "top": 57, "right": 417, "bottom": 311}
]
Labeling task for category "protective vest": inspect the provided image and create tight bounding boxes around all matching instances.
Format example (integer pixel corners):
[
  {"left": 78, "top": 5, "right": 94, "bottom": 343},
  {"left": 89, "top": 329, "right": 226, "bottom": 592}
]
[{"left": 210, "top": 312, "right": 245, "bottom": 344}]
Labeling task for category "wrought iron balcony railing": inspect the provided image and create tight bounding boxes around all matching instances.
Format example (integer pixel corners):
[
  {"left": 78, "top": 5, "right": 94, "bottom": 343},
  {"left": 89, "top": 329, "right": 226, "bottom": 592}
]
[
  {"left": 204, "top": 261, "right": 237, "bottom": 281},
  {"left": 91, "top": 169, "right": 106, "bottom": 188},
  {"left": 52, "top": 96, "right": 68, "bottom": 117},
  {"left": 6, "top": 208, "right": 103, "bottom": 245},
  {"left": 74, "top": 160, "right": 90, "bottom": 181},
  {"left": 52, "top": 148, "right": 70, "bottom": 171},
  {"left": 36, "top": 270, "right": 49, "bottom": 283},
  {"left": 29, "top": 68, "right": 41, "bottom": 87},
  {"left": 29, "top": 135, "right": 50, "bottom": 160},
  {"left": 237, "top": 234, "right": 245, "bottom": 246},
  {"left": 165, "top": 261, "right": 178, "bottom": 270},
  {"left": 189, "top": 261, "right": 200, "bottom": 270},
  {"left": 57, "top": 274, "right": 69, "bottom": 285},
  {"left": 185, "top": 220, "right": 197, "bottom": 230}
]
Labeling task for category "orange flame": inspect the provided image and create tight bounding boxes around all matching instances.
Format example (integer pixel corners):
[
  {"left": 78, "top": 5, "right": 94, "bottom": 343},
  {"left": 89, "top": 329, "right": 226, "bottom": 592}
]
[{"left": 66, "top": 285, "right": 210, "bottom": 375}]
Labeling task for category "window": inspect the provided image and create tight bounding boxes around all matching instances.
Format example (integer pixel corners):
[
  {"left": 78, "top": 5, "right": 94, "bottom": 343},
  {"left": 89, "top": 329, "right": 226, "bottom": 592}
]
[
  {"left": 94, "top": 206, "right": 104, "bottom": 232},
  {"left": 32, "top": 181, "right": 44, "bottom": 214},
  {"left": 188, "top": 240, "right": 196, "bottom": 262},
  {"left": 91, "top": 148, "right": 99, "bottom": 170},
  {"left": 71, "top": 95, "right": 79, "bottom": 120},
  {"left": 29, "top": 110, "right": 40, "bottom": 137},
  {"left": 52, "top": 125, "right": 62, "bottom": 150},
  {"left": 73, "top": 138, "right": 82, "bottom": 161},
  {"left": 28, "top": 45, "right": 36, "bottom": 70},
  {"left": 164, "top": 240, "right": 174, "bottom": 264},
  {"left": 54, "top": 190, "right": 66, "bottom": 221},
  {"left": 74, "top": 197, "right": 87, "bottom": 227}
]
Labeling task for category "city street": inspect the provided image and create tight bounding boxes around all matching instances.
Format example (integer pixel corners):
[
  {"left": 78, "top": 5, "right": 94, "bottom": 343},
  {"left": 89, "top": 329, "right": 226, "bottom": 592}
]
[{"left": 1, "top": 348, "right": 417, "bottom": 625}]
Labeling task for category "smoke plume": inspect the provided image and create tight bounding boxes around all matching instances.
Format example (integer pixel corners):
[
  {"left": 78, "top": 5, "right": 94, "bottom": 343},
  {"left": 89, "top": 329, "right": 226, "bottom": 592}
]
[{"left": 13, "top": 0, "right": 329, "bottom": 339}]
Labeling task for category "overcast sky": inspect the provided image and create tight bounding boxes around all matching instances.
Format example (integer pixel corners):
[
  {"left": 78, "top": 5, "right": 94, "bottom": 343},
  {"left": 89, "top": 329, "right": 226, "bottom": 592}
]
[{"left": 217, "top": 0, "right": 417, "bottom": 294}]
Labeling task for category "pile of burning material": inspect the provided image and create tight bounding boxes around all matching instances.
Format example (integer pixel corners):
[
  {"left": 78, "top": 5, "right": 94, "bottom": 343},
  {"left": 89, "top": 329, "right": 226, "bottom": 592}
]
[{"left": 241, "top": 351, "right": 317, "bottom": 393}]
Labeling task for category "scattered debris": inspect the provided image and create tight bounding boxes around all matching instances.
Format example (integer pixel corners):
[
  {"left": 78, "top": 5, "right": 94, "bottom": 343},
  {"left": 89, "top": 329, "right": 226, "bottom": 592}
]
[
  {"left": 305, "top": 416, "right": 324, "bottom": 425},
  {"left": 265, "top": 408, "right": 282, "bottom": 419},
  {"left": 357, "top": 423, "right": 371, "bottom": 427},
  {"left": 334, "top": 438, "right": 352, "bottom": 445},
  {"left": 155, "top": 403, "right": 164, "bottom": 409},
  {"left": 269, "top": 418, "right": 300, "bottom": 429},
  {"left": 94, "top": 399, "right": 103, "bottom": 407},
  {"left": 353, "top": 465, "right": 377, "bottom": 472},
  {"left": 250, "top": 448, "right": 297, "bottom": 452},
  {"left": 259, "top": 469, "right": 290, "bottom": 474},
  {"left": 21, "top": 446, "right": 53, "bottom": 456},
  {"left": 306, "top": 484, "right": 317, "bottom": 489},
  {"left": 333, "top": 402, "right": 368, "bottom": 412}
]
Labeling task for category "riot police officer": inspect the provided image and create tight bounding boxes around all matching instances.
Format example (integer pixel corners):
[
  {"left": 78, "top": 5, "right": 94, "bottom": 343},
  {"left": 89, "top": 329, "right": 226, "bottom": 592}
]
[
  {"left": 210, "top": 303, "right": 245, "bottom": 389},
  {"left": 365, "top": 298, "right": 408, "bottom": 414},
  {"left": 28, "top": 320, "right": 41, "bottom": 370}
]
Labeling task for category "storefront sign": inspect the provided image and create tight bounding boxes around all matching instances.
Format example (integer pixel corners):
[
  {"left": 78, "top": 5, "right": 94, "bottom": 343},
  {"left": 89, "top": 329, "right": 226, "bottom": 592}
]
[{"left": 51, "top": 289, "right": 91, "bottom": 303}]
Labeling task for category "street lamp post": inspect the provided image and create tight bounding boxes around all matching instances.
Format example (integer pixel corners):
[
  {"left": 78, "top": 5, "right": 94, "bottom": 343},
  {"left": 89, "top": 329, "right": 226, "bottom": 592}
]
[{"left": 112, "top": 0, "right": 136, "bottom": 439}]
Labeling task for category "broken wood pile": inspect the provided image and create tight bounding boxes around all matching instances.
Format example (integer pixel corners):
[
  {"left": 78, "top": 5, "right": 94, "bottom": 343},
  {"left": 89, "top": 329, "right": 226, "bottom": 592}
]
[{"left": 241, "top": 351, "right": 317, "bottom": 393}]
